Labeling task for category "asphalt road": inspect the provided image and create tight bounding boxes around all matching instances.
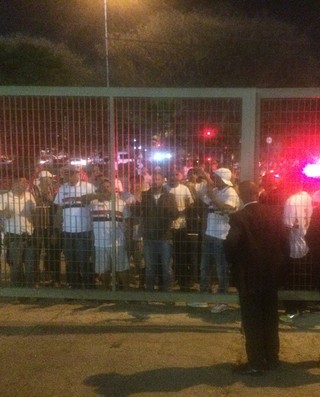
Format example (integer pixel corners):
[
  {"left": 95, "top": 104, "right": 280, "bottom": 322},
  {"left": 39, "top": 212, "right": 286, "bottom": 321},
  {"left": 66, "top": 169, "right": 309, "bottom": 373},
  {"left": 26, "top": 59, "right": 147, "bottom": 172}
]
[{"left": 0, "top": 299, "right": 320, "bottom": 397}]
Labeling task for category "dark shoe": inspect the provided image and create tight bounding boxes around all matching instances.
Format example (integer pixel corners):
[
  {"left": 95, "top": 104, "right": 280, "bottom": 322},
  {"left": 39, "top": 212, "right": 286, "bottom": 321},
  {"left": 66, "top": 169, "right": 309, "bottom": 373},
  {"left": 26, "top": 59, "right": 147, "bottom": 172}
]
[
  {"left": 233, "top": 364, "right": 264, "bottom": 376},
  {"left": 279, "top": 311, "right": 299, "bottom": 323},
  {"left": 265, "top": 360, "right": 282, "bottom": 370}
]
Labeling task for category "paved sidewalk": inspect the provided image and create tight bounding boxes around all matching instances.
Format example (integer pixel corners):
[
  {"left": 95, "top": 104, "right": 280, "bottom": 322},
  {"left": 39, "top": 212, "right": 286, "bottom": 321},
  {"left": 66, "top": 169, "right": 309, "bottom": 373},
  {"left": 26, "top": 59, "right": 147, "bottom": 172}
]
[{"left": 0, "top": 299, "right": 319, "bottom": 397}]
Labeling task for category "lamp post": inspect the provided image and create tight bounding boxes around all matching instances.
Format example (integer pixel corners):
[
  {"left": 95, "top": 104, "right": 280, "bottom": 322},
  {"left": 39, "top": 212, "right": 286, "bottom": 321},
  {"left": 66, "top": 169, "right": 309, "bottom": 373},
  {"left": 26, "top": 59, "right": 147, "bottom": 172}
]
[{"left": 103, "top": 0, "right": 110, "bottom": 87}]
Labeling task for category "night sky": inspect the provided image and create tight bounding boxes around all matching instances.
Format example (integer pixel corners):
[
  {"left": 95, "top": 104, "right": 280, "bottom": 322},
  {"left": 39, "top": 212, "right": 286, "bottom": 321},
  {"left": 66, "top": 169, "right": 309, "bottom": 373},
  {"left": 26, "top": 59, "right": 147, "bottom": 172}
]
[
  {"left": 0, "top": 0, "right": 319, "bottom": 65},
  {"left": 1, "top": 0, "right": 319, "bottom": 39}
]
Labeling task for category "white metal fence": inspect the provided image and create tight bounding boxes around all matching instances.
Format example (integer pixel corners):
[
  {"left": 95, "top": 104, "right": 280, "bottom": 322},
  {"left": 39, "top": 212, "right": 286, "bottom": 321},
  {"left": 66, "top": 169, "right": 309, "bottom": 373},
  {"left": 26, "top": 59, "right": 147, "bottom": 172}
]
[{"left": 0, "top": 87, "right": 319, "bottom": 302}]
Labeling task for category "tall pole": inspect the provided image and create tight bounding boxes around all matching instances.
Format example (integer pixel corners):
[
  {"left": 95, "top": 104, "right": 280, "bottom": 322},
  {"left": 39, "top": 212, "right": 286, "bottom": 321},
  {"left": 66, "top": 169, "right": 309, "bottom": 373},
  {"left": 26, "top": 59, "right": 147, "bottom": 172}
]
[{"left": 104, "top": 0, "right": 110, "bottom": 87}]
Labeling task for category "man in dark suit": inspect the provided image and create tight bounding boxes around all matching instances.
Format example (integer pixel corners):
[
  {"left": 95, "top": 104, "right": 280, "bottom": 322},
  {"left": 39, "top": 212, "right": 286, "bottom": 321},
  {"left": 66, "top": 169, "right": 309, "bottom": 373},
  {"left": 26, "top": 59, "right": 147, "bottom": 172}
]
[{"left": 224, "top": 181, "right": 287, "bottom": 375}]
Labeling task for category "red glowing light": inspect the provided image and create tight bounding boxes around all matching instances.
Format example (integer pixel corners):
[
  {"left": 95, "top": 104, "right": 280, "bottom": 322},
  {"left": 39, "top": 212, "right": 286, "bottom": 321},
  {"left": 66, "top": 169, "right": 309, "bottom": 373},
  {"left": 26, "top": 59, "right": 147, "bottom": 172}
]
[{"left": 202, "top": 128, "right": 216, "bottom": 138}]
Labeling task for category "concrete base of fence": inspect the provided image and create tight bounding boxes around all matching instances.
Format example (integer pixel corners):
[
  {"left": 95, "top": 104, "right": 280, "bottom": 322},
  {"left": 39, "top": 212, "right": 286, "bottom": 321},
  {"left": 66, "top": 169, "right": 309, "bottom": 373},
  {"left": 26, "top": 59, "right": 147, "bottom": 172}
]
[{"left": 0, "top": 287, "right": 319, "bottom": 302}]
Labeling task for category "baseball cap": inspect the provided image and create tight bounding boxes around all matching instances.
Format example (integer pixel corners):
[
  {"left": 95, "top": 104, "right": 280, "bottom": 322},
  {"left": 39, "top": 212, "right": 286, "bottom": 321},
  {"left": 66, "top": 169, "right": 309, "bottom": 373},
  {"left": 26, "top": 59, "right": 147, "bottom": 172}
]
[{"left": 213, "top": 168, "right": 233, "bottom": 186}]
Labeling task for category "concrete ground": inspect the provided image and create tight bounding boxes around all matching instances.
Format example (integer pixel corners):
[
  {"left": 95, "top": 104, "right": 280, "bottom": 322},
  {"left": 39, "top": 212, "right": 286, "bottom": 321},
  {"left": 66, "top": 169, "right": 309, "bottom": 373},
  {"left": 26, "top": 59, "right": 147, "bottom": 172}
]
[{"left": 0, "top": 298, "right": 320, "bottom": 397}]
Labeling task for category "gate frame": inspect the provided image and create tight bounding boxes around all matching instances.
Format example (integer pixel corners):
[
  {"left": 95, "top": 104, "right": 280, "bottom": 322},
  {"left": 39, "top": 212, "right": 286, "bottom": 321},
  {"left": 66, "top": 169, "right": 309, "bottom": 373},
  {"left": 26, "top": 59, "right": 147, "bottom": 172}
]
[{"left": 1, "top": 86, "right": 320, "bottom": 303}]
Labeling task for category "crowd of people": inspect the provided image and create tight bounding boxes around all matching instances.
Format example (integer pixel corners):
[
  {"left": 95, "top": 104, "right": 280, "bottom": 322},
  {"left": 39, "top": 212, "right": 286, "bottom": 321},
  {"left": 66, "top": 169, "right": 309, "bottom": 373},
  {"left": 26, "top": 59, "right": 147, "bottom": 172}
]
[
  {"left": 1, "top": 160, "right": 320, "bottom": 376},
  {"left": 0, "top": 162, "right": 319, "bottom": 306}
]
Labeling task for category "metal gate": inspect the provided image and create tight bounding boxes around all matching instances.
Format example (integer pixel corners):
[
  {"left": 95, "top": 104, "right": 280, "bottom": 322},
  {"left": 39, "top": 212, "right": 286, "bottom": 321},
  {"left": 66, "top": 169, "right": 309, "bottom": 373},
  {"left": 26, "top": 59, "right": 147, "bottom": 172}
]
[{"left": 0, "top": 87, "right": 319, "bottom": 303}]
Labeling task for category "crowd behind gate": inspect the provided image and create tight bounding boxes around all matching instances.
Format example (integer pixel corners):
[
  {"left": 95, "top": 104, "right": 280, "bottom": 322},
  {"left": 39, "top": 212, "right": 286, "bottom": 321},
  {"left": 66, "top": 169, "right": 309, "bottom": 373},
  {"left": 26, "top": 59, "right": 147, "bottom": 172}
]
[{"left": 0, "top": 161, "right": 319, "bottom": 316}]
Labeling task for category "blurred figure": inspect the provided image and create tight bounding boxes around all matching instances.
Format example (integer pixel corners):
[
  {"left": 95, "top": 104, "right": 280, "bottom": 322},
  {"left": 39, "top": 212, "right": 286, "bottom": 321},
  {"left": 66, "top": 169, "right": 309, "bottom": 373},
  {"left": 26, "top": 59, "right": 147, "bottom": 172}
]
[
  {"left": 0, "top": 177, "right": 37, "bottom": 287},
  {"left": 183, "top": 158, "right": 194, "bottom": 179},
  {"left": 305, "top": 190, "right": 320, "bottom": 291},
  {"left": 280, "top": 177, "right": 313, "bottom": 322},
  {"left": 140, "top": 167, "right": 152, "bottom": 190},
  {"left": 259, "top": 172, "right": 286, "bottom": 211},
  {"left": 225, "top": 181, "right": 287, "bottom": 375},
  {"left": 125, "top": 177, "right": 147, "bottom": 289},
  {"left": 184, "top": 168, "right": 207, "bottom": 286},
  {"left": 87, "top": 165, "right": 103, "bottom": 187}
]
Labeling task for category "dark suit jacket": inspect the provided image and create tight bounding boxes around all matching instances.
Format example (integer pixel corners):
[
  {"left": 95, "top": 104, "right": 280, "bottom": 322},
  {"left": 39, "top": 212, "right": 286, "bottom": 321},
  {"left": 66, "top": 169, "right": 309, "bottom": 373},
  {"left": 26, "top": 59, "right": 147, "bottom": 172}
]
[
  {"left": 224, "top": 202, "right": 288, "bottom": 295},
  {"left": 305, "top": 206, "right": 320, "bottom": 260},
  {"left": 140, "top": 187, "right": 179, "bottom": 241}
]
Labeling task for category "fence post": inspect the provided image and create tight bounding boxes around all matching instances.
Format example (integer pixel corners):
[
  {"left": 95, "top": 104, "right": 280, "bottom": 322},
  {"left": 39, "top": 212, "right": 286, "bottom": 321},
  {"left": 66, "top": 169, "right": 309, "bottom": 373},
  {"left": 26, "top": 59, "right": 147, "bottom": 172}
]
[{"left": 240, "top": 89, "right": 258, "bottom": 182}]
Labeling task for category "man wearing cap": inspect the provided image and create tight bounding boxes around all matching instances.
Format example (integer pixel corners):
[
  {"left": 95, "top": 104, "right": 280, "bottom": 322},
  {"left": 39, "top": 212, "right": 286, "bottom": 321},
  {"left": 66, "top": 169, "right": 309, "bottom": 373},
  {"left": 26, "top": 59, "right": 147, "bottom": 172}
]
[
  {"left": 190, "top": 168, "right": 239, "bottom": 312},
  {"left": 54, "top": 165, "right": 95, "bottom": 288},
  {"left": 31, "top": 169, "right": 61, "bottom": 286}
]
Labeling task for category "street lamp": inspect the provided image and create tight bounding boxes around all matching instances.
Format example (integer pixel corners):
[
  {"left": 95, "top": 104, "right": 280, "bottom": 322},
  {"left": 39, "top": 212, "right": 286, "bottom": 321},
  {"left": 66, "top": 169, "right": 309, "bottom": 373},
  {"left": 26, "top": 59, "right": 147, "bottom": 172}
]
[{"left": 103, "top": 0, "right": 110, "bottom": 87}]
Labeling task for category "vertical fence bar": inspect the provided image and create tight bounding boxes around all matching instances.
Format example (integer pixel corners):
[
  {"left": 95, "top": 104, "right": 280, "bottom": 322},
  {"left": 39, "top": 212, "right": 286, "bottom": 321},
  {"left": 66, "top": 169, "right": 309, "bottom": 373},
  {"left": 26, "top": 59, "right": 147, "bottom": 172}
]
[
  {"left": 240, "top": 89, "right": 258, "bottom": 181},
  {"left": 108, "top": 95, "right": 117, "bottom": 291}
]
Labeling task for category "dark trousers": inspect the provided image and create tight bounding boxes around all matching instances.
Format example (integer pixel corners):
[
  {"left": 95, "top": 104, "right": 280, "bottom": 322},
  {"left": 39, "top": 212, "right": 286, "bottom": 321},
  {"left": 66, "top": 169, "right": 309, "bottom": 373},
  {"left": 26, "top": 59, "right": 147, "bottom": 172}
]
[
  {"left": 33, "top": 228, "right": 62, "bottom": 283},
  {"left": 63, "top": 231, "right": 94, "bottom": 289},
  {"left": 172, "top": 228, "right": 190, "bottom": 290},
  {"left": 239, "top": 290, "right": 279, "bottom": 369},
  {"left": 282, "top": 255, "right": 310, "bottom": 314},
  {"left": 6, "top": 233, "right": 36, "bottom": 287}
]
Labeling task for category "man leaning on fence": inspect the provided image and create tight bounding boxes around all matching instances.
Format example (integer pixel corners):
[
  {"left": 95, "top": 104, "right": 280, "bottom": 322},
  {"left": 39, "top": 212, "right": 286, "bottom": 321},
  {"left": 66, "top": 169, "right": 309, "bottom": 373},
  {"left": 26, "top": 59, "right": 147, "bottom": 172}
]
[
  {"left": 140, "top": 171, "right": 179, "bottom": 292},
  {"left": 30, "top": 170, "right": 62, "bottom": 287},
  {"left": 0, "top": 177, "right": 37, "bottom": 287},
  {"left": 54, "top": 165, "right": 95, "bottom": 289},
  {"left": 224, "top": 180, "right": 287, "bottom": 376},
  {"left": 190, "top": 168, "right": 239, "bottom": 312},
  {"left": 82, "top": 177, "right": 130, "bottom": 290}
]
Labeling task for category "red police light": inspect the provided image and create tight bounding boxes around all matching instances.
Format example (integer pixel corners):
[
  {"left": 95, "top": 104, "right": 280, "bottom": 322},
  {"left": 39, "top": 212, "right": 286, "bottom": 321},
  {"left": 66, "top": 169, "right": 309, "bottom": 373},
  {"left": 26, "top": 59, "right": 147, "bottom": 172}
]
[{"left": 202, "top": 128, "right": 216, "bottom": 138}]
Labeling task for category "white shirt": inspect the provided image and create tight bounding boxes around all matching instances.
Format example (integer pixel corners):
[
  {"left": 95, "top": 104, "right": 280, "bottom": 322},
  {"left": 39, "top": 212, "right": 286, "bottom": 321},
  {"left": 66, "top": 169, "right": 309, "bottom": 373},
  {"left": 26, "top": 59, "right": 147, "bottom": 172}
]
[
  {"left": 169, "top": 183, "right": 194, "bottom": 229},
  {"left": 0, "top": 191, "right": 36, "bottom": 235},
  {"left": 90, "top": 198, "right": 129, "bottom": 248},
  {"left": 283, "top": 191, "right": 312, "bottom": 258},
  {"left": 54, "top": 181, "right": 95, "bottom": 233},
  {"left": 205, "top": 186, "right": 240, "bottom": 239}
]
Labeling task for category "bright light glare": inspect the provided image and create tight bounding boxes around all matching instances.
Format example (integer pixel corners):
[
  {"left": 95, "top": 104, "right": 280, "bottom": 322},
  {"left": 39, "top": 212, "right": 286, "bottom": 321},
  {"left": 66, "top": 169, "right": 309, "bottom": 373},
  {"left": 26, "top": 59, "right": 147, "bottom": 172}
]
[
  {"left": 152, "top": 152, "right": 172, "bottom": 161},
  {"left": 303, "top": 163, "right": 320, "bottom": 178},
  {"left": 70, "top": 158, "right": 87, "bottom": 166}
]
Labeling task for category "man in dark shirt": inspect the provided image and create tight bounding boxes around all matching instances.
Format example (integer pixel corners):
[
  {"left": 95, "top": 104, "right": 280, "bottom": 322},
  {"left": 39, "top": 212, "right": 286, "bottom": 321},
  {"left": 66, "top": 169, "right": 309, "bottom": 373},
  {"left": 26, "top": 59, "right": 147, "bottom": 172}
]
[
  {"left": 140, "top": 172, "right": 179, "bottom": 292},
  {"left": 224, "top": 180, "right": 287, "bottom": 375}
]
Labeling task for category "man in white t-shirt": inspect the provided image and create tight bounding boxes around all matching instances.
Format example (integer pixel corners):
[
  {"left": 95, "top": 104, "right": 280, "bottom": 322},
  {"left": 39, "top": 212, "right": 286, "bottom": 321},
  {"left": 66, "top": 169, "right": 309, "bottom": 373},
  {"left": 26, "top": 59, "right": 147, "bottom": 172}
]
[
  {"left": 0, "top": 177, "right": 37, "bottom": 286},
  {"left": 191, "top": 168, "right": 239, "bottom": 312},
  {"left": 87, "top": 177, "right": 130, "bottom": 290},
  {"left": 280, "top": 184, "right": 313, "bottom": 322},
  {"left": 54, "top": 165, "right": 95, "bottom": 289}
]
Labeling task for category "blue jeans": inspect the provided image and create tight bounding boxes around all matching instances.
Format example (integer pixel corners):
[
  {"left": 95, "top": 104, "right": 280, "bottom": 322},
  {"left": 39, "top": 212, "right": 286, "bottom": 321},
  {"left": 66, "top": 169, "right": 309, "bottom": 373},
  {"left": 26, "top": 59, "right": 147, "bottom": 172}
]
[
  {"left": 63, "top": 231, "right": 94, "bottom": 289},
  {"left": 200, "top": 235, "right": 230, "bottom": 293},
  {"left": 143, "top": 239, "right": 173, "bottom": 292}
]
